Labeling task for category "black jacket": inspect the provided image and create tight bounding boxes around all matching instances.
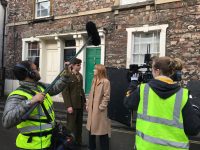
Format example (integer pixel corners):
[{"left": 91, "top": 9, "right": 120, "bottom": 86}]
[{"left": 124, "top": 79, "right": 200, "bottom": 136}]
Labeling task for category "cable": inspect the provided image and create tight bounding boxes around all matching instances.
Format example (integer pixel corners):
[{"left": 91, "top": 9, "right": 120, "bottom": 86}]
[{"left": 39, "top": 104, "right": 43, "bottom": 150}]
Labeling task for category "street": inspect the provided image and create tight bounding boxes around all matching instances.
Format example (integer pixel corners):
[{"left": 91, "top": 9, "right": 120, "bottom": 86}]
[
  {"left": 0, "top": 114, "right": 135, "bottom": 150},
  {"left": 0, "top": 112, "right": 200, "bottom": 150}
]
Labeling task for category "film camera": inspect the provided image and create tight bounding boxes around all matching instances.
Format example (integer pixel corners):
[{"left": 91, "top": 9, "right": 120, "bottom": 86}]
[
  {"left": 128, "top": 44, "right": 183, "bottom": 83},
  {"left": 128, "top": 45, "right": 153, "bottom": 83}
]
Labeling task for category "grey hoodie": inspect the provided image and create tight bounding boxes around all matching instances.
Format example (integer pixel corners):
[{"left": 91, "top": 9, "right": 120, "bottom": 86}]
[{"left": 2, "top": 75, "right": 71, "bottom": 129}]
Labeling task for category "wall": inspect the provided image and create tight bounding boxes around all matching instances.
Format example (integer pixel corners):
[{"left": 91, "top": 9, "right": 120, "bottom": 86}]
[{"left": 4, "top": 0, "right": 200, "bottom": 89}]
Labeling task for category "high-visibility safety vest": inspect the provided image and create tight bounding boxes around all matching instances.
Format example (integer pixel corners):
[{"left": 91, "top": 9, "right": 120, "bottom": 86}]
[
  {"left": 9, "top": 85, "right": 55, "bottom": 149},
  {"left": 136, "top": 83, "right": 189, "bottom": 150}
]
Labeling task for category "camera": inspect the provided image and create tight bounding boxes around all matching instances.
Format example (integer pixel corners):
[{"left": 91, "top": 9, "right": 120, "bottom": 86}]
[
  {"left": 128, "top": 44, "right": 153, "bottom": 83},
  {"left": 128, "top": 44, "right": 183, "bottom": 83}
]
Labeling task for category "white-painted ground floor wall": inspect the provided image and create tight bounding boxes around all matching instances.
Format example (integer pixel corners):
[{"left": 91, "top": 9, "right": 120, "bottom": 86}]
[{"left": 4, "top": 30, "right": 105, "bottom": 100}]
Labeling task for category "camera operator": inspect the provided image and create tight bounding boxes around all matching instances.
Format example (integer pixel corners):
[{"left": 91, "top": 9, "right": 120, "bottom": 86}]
[{"left": 124, "top": 56, "right": 200, "bottom": 150}]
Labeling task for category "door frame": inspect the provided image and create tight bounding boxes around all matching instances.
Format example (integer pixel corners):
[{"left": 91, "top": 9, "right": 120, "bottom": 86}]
[
  {"left": 21, "top": 30, "right": 105, "bottom": 88},
  {"left": 74, "top": 30, "right": 106, "bottom": 91}
]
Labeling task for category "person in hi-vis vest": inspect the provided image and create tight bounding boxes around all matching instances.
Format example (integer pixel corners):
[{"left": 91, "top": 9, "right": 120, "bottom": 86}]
[
  {"left": 2, "top": 60, "right": 71, "bottom": 150},
  {"left": 124, "top": 56, "right": 200, "bottom": 150}
]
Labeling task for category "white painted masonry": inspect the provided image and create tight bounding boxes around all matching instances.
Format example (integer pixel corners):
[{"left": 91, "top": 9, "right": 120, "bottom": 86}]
[
  {"left": 126, "top": 24, "right": 169, "bottom": 68},
  {"left": 4, "top": 30, "right": 105, "bottom": 101}
]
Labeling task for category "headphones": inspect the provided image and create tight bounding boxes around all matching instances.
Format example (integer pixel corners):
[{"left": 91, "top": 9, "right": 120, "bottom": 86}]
[{"left": 15, "top": 63, "right": 37, "bottom": 79}]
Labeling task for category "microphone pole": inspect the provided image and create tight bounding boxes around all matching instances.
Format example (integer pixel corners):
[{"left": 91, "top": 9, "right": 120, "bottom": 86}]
[
  {"left": 22, "top": 21, "right": 100, "bottom": 120},
  {"left": 22, "top": 37, "right": 92, "bottom": 120}
]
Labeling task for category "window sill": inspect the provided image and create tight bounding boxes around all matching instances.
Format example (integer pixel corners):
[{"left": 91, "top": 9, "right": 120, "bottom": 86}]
[
  {"left": 112, "top": 0, "right": 154, "bottom": 11},
  {"left": 28, "top": 16, "right": 54, "bottom": 24}
]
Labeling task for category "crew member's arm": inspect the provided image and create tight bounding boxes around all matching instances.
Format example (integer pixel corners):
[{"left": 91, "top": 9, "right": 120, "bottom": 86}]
[
  {"left": 42, "top": 69, "right": 73, "bottom": 96},
  {"left": 182, "top": 93, "right": 200, "bottom": 136},
  {"left": 2, "top": 93, "right": 45, "bottom": 129},
  {"left": 99, "top": 79, "right": 110, "bottom": 111},
  {"left": 123, "top": 80, "right": 140, "bottom": 110}
]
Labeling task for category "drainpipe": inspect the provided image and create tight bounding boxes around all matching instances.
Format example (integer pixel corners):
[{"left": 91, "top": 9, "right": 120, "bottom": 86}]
[
  {"left": 1, "top": 0, "right": 8, "bottom": 68},
  {"left": 0, "top": 0, "right": 8, "bottom": 98}
]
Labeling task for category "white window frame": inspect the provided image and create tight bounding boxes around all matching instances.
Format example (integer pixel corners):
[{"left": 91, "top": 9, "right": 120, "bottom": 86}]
[
  {"left": 35, "top": 0, "right": 50, "bottom": 19},
  {"left": 27, "top": 42, "right": 40, "bottom": 62},
  {"left": 22, "top": 37, "right": 40, "bottom": 62},
  {"left": 120, "top": 0, "right": 148, "bottom": 5},
  {"left": 126, "top": 24, "right": 168, "bottom": 68},
  {"left": 63, "top": 39, "right": 77, "bottom": 62}
]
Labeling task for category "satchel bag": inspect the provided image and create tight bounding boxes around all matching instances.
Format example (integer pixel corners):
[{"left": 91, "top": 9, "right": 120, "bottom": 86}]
[{"left": 51, "top": 122, "right": 75, "bottom": 150}]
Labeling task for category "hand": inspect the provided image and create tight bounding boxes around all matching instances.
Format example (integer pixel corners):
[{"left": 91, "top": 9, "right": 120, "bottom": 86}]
[
  {"left": 131, "top": 73, "right": 139, "bottom": 81},
  {"left": 31, "top": 93, "right": 45, "bottom": 105},
  {"left": 86, "top": 106, "right": 88, "bottom": 112},
  {"left": 64, "top": 61, "right": 72, "bottom": 70},
  {"left": 64, "top": 61, "right": 70, "bottom": 65},
  {"left": 67, "top": 107, "right": 73, "bottom": 114}
]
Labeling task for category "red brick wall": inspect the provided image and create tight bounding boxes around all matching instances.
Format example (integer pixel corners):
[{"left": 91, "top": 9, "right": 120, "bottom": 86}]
[
  {"left": 7, "top": 0, "right": 115, "bottom": 23},
  {"left": 5, "top": 0, "right": 200, "bottom": 81}
]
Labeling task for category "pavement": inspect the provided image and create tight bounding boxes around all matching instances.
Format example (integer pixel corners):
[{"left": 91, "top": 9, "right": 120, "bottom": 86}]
[
  {"left": 0, "top": 113, "right": 135, "bottom": 150},
  {"left": 0, "top": 100, "right": 200, "bottom": 150}
]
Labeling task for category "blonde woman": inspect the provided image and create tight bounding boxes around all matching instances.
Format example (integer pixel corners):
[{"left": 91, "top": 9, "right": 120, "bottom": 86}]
[{"left": 86, "top": 64, "right": 111, "bottom": 150}]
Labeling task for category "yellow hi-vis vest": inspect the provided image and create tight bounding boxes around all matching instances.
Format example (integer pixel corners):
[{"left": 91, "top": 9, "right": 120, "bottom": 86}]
[
  {"left": 9, "top": 85, "right": 55, "bottom": 149},
  {"left": 136, "top": 84, "right": 189, "bottom": 150}
]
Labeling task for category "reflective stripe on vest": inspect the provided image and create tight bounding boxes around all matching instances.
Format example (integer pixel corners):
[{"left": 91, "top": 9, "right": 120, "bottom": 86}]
[
  {"left": 136, "top": 130, "right": 189, "bottom": 149},
  {"left": 9, "top": 86, "right": 55, "bottom": 149},
  {"left": 19, "top": 123, "right": 54, "bottom": 133},
  {"left": 9, "top": 87, "right": 55, "bottom": 133},
  {"left": 33, "top": 104, "right": 53, "bottom": 118},
  {"left": 137, "top": 84, "right": 183, "bottom": 129},
  {"left": 136, "top": 83, "right": 189, "bottom": 149}
]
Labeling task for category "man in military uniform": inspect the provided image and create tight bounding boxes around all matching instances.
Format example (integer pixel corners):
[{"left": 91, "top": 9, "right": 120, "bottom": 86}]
[{"left": 62, "top": 58, "right": 86, "bottom": 147}]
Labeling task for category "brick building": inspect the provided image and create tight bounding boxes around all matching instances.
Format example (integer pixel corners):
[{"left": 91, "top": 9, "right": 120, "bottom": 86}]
[{"left": 3, "top": 0, "right": 200, "bottom": 97}]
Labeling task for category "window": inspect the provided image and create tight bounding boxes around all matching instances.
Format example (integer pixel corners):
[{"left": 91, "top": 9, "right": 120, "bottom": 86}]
[
  {"left": 35, "top": 0, "right": 50, "bottom": 18},
  {"left": 126, "top": 24, "right": 168, "bottom": 68},
  {"left": 132, "top": 32, "right": 160, "bottom": 65},
  {"left": 28, "top": 42, "right": 40, "bottom": 68},
  {"left": 120, "top": 0, "right": 148, "bottom": 5},
  {"left": 64, "top": 40, "right": 76, "bottom": 62}
]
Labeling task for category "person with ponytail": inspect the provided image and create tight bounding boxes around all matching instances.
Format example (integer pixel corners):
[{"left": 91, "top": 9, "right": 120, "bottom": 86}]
[
  {"left": 124, "top": 56, "right": 200, "bottom": 150},
  {"left": 86, "top": 64, "right": 111, "bottom": 150}
]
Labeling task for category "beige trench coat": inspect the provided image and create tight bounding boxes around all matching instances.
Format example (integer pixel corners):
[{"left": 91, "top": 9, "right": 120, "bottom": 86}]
[{"left": 86, "top": 78, "right": 111, "bottom": 135}]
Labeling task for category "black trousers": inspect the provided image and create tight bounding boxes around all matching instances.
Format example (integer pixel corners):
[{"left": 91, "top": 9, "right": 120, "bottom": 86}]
[
  {"left": 89, "top": 132, "right": 109, "bottom": 150},
  {"left": 66, "top": 109, "right": 83, "bottom": 144}
]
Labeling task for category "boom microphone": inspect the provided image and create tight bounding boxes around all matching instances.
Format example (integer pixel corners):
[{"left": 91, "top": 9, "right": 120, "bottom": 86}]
[
  {"left": 22, "top": 21, "right": 101, "bottom": 120},
  {"left": 86, "top": 21, "right": 101, "bottom": 46}
]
